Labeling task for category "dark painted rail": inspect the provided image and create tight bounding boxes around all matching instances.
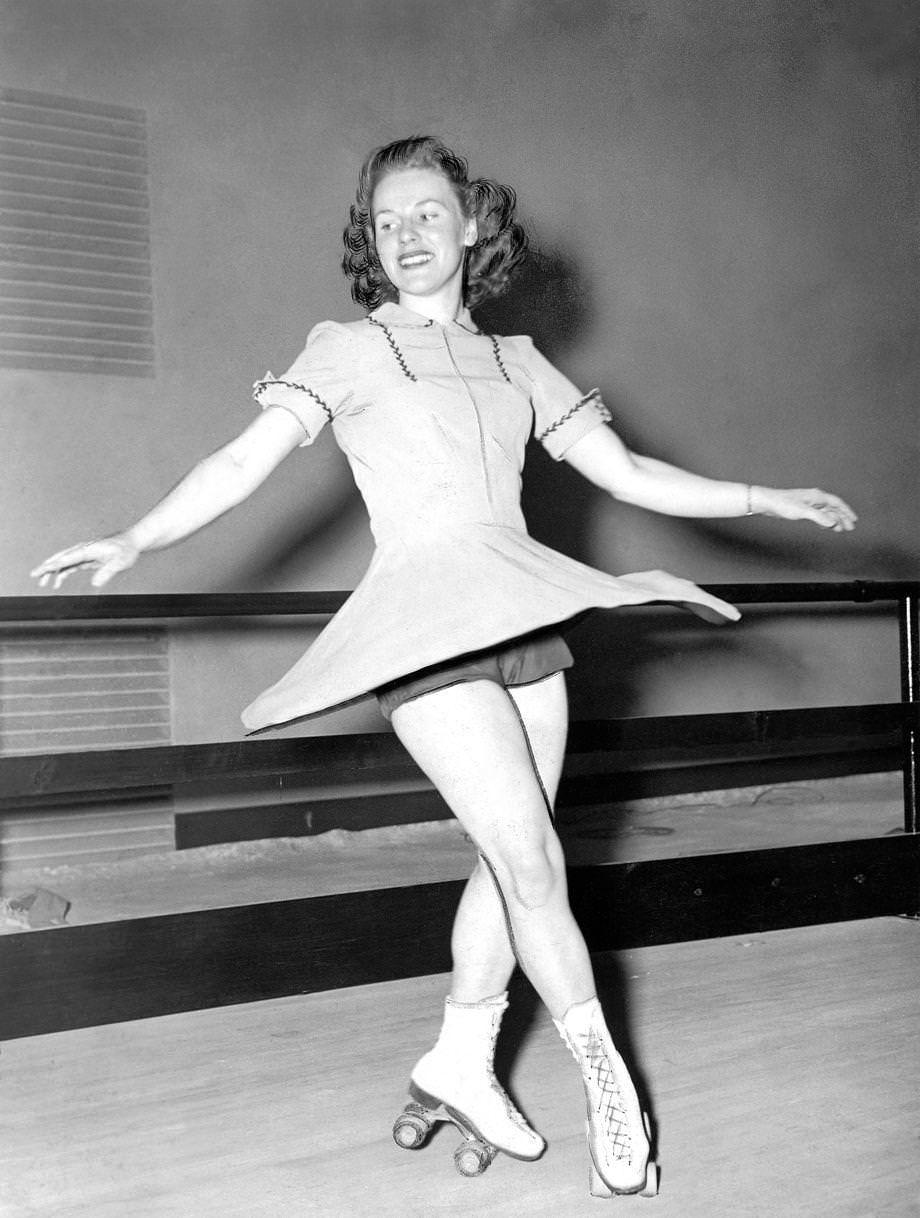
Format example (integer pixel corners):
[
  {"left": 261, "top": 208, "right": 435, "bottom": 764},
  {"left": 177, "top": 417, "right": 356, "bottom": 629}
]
[
  {"left": 1, "top": 579, "right": 917, "bottom": 620},
  {"left": 0, "top": 704, "right": 909, "bottom": 797}
]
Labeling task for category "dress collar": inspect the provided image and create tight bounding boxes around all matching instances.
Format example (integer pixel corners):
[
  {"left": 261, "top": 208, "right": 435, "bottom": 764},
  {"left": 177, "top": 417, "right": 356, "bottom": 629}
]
[{"left": 370, "top": 301, "right": 482, "bottom": 335}]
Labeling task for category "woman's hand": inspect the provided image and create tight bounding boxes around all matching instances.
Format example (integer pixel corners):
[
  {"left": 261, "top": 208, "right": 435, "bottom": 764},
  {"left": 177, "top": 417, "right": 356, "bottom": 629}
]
[
  {"left": 750, "top": 486, "right": 857, "bottom": 532},
  {"left": 31, "top": 534, "right": 140, "bottom": 590}
]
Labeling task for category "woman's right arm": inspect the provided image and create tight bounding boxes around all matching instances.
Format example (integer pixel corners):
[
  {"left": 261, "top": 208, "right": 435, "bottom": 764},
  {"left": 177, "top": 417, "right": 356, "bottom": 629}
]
[{"left": 32, "top": 406, "right": 307, "bottom": 589}]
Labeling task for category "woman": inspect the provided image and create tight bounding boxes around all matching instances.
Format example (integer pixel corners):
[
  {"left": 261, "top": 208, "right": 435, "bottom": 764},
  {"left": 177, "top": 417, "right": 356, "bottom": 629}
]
[{"left": 33, "top": 136, "right": 856, "bottom": 1198}]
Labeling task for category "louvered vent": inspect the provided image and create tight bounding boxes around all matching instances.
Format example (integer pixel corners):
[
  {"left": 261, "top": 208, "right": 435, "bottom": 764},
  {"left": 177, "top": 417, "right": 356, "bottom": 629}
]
[
  {"left": 0, "top": 627, "right": 171, "bottom": 754},
  {"left": 0, "top": 628, "right": 174, "bottom": 872},
  {"left": 0, "top": 86, "right": 154, "bottom": 376}
]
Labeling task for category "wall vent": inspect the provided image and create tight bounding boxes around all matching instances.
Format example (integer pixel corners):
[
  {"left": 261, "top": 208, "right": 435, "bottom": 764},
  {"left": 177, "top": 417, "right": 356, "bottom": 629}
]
[
  {"left": 0, "top": 86, "right": 154, "bottom": 377},
  {"left": 0, "top": 626, "right": 171, "bottom": 755},
  {"left": 0, "top": 627, "right": 173, "bottom": 873}
]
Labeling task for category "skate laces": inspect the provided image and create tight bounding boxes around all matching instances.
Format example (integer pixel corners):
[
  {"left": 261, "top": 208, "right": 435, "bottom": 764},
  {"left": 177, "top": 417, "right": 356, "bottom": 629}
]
[
  {"left": 432, "top": 1007, "right": 535, "bottom": 1139},
  {"left": 577, "top": 1028, "right": 632, "bottom": 1162},
  {"left": 481, "top": 1010, "right": 532, "bottom": 1133},
  {"left": 483, "top": 1064, "right": 532, "bottom": 1131}
]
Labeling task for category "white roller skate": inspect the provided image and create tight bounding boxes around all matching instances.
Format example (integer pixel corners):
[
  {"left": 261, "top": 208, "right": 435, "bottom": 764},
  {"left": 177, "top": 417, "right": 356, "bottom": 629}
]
[
  {"left": 392, "top": 992, "right": 545, "bottom": 1176},
  {"left": 554, "top": 997, "right": 658, "bottom": 1198}
]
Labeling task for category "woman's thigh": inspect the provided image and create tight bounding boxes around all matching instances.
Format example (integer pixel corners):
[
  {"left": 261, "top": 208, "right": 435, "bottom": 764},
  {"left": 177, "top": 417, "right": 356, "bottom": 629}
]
[
  {"left": 507, "top": 672, "right": 569, "bottom": 807},
  {"left": 389, "top": 677, "right": 562, "bottom": 870}
]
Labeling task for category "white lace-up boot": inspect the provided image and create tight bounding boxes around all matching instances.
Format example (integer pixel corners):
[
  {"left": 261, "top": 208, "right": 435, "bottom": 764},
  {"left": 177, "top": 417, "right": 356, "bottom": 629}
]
[
  {"left": 554, "top": 997, "right": 658, "bottom": 1197},
  {"left": 405, "top": 992, "right": 545, "bottom": 1161}
]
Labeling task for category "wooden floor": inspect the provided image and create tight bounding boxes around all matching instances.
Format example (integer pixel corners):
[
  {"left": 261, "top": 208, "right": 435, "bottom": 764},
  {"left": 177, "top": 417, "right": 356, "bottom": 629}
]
[{"left": 3, "top": 916, "right": 919, "bottom": 1217}]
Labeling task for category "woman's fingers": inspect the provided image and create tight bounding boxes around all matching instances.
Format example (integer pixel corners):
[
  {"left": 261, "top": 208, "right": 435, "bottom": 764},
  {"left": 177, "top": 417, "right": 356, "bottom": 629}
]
[
  {"left": 768, "top": 488, "right": 858, "bottom": 532},
  {"left": 30, "top": 548, "right": 75, "bottom": 578},
  {"left": 31, "top": 537, "right": 138, "bottom": 589},
  {"left": 31, "top": 546, "right": 98, "bottom": 587},
  {"left": 49, "top": 564, "right": 85, "bottom": 590},
  {"left": 42, "top": 562, "right": 94, "bottom": 590},
  {"left": 804, "top": 490, "right": 858, "bottom": 532}
]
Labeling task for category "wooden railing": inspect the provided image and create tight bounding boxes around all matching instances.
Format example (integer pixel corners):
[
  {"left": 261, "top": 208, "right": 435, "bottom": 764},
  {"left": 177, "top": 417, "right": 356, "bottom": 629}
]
[{"left": 0, "top": 580, "right": 917, "bottom": 1040}]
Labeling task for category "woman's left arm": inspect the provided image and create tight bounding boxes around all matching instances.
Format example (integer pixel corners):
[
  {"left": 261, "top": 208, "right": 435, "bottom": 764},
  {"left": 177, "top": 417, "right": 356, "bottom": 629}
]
[{"left": 562, "top": 425, "right": 857, "bottom": 532}]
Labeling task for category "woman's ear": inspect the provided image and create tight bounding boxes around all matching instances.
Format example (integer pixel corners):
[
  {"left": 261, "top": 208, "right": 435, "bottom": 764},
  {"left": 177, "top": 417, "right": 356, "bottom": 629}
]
[{"left": 464, "top": 216, "right": 478, "bottom": 247}]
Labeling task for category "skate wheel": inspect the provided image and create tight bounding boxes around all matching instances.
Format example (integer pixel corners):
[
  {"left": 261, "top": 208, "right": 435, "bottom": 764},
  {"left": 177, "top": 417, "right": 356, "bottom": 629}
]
[
  {"left": 453, "top": 1139, "right": 495, "bottom": 1177},
  {"left": 392, "top": 1107, "right": 433, "bottom": 1150}
]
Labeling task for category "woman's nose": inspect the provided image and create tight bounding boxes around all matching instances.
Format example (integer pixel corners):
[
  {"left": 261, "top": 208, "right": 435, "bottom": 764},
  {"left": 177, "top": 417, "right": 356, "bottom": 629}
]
[{"left": 398, "top": 224, "right": 419, "bottom": 244}]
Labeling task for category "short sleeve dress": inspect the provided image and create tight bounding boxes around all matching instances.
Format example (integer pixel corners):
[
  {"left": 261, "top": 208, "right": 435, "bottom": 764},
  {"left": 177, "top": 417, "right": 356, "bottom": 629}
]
[{"left": 241, "top": 301, "right": 739, "bottom": 731}]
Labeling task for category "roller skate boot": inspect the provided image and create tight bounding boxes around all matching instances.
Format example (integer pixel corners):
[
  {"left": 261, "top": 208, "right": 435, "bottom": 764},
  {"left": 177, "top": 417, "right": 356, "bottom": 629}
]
[
  {"left": 554, "top": 997, "right": 658, "bottom": 1198},
  {"left": 392, "top": 991, "right": 545, "bottom": 1175}
]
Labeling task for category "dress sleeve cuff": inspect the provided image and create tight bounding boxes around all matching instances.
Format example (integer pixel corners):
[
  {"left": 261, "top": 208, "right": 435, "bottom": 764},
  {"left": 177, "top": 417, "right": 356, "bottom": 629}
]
[
  {"left": 252, "top": 372, "right": 333, "bottom": 446},
  {"left": 536, "top": 388, "right": 612, "bottom": 460}
]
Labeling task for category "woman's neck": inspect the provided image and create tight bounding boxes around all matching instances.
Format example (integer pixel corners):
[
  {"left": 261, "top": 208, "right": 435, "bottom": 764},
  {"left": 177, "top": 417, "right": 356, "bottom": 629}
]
[{"left": 396, "top": 289, "right": 467, "bottom": 327}]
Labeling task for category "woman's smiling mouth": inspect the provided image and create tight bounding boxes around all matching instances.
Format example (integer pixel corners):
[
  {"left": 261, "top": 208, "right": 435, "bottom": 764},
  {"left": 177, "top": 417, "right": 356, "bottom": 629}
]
[{"left": 398, "top": 251, "right": 434, "bottom": 268}]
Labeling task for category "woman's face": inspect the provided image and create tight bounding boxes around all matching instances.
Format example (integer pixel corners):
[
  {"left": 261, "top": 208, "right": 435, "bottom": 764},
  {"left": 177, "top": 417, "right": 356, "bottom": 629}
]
[{"left": 371, "top": 166, "right": 477, "bottom": 308}]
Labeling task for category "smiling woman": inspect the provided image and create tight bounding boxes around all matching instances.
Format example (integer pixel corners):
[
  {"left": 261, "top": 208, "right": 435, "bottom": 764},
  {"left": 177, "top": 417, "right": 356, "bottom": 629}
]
[
  {"left": 371, "top": 168, "right": 477, "bottom": 312},
  {"left": 31, "top": 133, "right": 856, "bottom": 1200}
]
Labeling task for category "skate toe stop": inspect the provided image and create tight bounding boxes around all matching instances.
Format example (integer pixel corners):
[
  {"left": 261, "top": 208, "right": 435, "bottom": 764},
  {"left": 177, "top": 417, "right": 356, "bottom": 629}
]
[
  {"left": 641, "top": 1161, "right": 659, "bottom": 1197},
  {"left": 588, "top": 1158, "right": 660, "bottom": 1199}
]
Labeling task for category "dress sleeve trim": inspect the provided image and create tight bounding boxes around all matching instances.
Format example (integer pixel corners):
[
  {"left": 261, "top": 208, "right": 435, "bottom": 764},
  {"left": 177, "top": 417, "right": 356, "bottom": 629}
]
[
  {"left": 535, "top": 388, "right": 611, "bottom": 442},
  {"left": 252, "top": 374, "right": 334, "bottom": 423}
]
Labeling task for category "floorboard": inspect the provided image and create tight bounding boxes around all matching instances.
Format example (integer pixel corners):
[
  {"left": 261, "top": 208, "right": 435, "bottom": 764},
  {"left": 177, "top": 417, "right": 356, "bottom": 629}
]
[{"left": 2, "top": 917, "right": 918, "bottom": 1217}]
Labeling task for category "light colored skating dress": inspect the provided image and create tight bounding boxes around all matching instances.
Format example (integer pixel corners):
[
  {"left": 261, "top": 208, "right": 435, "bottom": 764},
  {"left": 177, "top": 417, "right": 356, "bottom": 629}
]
[{"left": 242, "top": 302, "right": 739, "bottom": 731}]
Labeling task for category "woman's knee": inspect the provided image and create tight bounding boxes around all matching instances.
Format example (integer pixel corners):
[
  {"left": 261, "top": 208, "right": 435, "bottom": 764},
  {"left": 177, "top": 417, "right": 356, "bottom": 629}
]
[{"left": 484, "top": 834, "right": 566, "bottom": 912}]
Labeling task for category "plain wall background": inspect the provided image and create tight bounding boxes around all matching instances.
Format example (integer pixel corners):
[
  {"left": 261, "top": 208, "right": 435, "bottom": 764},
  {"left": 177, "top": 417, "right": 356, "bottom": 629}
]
[{"left": 1, "top": 0, "right": 917, "bottom": 741}]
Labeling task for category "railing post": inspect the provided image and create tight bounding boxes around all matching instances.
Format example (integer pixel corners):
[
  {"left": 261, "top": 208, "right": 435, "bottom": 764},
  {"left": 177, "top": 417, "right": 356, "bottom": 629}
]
[{"left": 898, "top": 589, "right": 920, "bottom": 834}]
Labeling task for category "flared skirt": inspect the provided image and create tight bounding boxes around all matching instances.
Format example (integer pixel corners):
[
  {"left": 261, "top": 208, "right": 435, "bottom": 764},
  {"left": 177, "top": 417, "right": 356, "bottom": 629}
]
[{"left": 241, "top": 524, "right": 740, "bottom": 731}]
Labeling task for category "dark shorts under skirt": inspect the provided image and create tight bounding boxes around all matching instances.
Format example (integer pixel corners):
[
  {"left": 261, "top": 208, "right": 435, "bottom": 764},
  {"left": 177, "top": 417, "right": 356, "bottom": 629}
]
[{"left": 375, "top": 628, "right": 574, "bottom": 721}]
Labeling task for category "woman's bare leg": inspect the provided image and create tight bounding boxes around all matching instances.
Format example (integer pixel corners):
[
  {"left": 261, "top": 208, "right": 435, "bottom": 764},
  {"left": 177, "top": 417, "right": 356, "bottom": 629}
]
[
  {"left": 393, "top": 675, "right": 654, "bottom": 1189},
  {"left": 445, "top": 673, "right": 569, "bottom": 1003},
  {"left": 391, "top": 675, "right": 594, "bottom": 1018}
]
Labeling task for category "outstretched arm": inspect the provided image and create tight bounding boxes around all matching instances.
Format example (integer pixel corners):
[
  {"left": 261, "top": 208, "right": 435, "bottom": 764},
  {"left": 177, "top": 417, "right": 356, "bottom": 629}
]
[
  {"left": 32, "top": 406, "right": 307, "bottom": 589},
  {"left": 562, "top": 424, "right": 857, "bottom": 532}
]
